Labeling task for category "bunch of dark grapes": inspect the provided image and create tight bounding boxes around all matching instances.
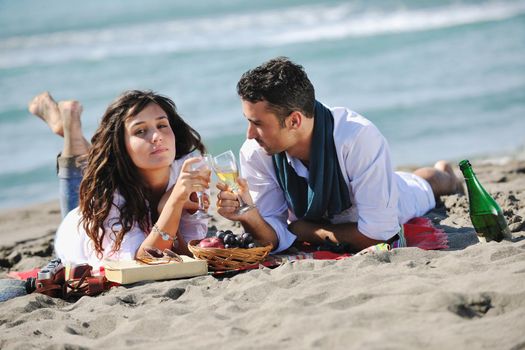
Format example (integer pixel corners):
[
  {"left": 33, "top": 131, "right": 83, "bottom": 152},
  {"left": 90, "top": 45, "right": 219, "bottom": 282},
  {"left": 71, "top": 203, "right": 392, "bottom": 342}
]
[{"left": 216, "top": 230, "right": 256, "bottom": 249}]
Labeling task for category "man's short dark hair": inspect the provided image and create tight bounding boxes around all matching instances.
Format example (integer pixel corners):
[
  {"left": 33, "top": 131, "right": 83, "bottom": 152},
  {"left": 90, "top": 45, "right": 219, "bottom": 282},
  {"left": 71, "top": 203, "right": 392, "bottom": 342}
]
[{"left": 237, "top": 57, "right": 315, "bottom": 127}]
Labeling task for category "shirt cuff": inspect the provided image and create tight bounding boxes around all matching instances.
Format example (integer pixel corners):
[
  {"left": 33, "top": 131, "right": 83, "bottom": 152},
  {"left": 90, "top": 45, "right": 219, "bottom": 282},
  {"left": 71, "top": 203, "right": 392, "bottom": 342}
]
[
  {"left": 263, "top": 216, "right": 297, "bottom": 253},
  {"left": 357, "top": 208, "right": 400, "bottom": 241}
]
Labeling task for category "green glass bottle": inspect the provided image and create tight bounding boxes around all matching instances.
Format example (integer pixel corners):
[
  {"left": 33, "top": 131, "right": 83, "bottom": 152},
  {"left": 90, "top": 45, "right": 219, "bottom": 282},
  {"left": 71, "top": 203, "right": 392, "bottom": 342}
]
[{"left": 459, "top": 160, "right": 511, "bottom": 243}]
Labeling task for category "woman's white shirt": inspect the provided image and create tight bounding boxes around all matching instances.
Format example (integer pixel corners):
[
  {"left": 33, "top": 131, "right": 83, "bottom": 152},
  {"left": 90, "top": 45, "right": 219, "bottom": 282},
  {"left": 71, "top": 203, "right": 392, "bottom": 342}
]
[{"left": 54, "top": 155, "right": 207, "bottom": 269}]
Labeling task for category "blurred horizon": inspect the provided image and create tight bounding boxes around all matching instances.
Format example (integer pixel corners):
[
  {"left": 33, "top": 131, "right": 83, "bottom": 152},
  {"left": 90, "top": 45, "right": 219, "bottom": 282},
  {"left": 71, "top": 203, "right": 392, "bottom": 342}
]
[{"left": 1, "top": 0, "right": 524, "bottom": 209}]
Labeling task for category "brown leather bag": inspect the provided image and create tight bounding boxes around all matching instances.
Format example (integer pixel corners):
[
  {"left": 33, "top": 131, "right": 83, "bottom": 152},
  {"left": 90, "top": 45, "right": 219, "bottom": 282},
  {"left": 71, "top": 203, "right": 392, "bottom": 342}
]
[
  {"left": 35, "top": 262, "right": 111, "bottom": 299},
  {"left": 35, "top": 266, "right": 67, "bottom": 298},
  {"left": 66, "top": 264, "right": 111, "bottom": 298}
]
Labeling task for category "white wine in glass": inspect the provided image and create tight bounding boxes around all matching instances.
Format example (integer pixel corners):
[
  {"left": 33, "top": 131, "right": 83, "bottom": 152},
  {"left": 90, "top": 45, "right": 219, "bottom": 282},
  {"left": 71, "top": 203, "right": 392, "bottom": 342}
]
[
  {"left": 213, "top": 150, "right": 256, "bottom": 214},
  {"left": 215, "top": 170, "right": 239, "bottom": 189}
]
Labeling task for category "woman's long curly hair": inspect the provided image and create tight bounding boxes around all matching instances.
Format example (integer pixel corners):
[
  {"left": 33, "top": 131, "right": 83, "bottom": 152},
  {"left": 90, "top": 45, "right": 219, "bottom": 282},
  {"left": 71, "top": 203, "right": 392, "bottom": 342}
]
[{"left": 78, "top": 90, "right": 205, "bottom": 258}]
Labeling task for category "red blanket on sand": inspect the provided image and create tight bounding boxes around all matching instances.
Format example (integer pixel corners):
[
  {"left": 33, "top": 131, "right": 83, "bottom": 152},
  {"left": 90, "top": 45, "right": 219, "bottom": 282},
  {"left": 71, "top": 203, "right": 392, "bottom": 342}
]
[
  {"left": 8, "top": 217, "right": 447, "bottom": 280},
  {"left": 401, "top": 217, "right": 448, "bottom": 250},
  {"left": 215, "top": 217, "right": 448, "bottom": 276}
]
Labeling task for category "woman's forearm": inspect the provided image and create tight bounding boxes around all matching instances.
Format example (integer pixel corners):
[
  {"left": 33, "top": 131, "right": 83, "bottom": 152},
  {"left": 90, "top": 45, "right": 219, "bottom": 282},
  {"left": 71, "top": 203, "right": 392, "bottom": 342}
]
[{"left": 137, "top": 197, "right": 186, "bottom": 256}]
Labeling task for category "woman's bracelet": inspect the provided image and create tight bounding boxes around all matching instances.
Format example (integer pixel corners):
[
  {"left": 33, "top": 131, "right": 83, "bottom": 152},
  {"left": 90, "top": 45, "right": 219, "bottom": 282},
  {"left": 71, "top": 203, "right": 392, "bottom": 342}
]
[{"left": 152, "top": 224, "right": 177, "bottom": 242}]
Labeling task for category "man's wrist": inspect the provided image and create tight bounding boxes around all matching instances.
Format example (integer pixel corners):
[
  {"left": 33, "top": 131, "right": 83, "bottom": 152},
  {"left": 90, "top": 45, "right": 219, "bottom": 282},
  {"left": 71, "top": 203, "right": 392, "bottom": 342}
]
[{"left": 238, "top": 207, "right": 261, "bottom": 226}]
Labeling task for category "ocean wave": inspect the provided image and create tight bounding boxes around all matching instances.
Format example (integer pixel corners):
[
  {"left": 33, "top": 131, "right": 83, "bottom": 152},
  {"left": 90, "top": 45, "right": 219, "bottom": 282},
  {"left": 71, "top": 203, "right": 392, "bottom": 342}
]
[{"left": 1, "top": 1, "right": 524, "bottom": 68}]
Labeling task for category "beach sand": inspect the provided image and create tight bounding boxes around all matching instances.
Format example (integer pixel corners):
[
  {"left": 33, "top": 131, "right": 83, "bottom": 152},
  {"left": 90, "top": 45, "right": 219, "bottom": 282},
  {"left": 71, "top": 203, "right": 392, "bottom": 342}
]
[{"left": 1, "top": 158, "right": 524, "bottom": 349}]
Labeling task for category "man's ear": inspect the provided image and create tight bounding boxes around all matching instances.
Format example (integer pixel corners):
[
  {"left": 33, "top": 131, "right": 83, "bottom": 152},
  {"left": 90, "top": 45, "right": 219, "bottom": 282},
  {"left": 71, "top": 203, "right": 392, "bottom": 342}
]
[{"left": 288, "top": 111, "right": 302, "bottom": 129}]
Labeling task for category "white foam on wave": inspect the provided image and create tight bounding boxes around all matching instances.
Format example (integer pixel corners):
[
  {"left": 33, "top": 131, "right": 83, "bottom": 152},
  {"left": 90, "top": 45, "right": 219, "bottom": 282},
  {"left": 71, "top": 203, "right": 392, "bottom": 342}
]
[{"left": 1, "top": 1, "right": 524, "bottom": 68}]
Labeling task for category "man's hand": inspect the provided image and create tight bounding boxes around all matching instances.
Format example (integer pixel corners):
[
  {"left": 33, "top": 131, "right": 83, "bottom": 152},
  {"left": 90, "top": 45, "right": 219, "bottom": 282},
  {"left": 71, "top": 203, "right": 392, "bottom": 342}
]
[
  {"left": 288, "top": 219, "right": 387, "bottom": 253},
  {"left": 216, "top": 178, "right": 279, "bottom": 249},
  {"left": 216, "top": 182, "right": 240, "bottom": 221},
  {"left": 216, "top": 177, "right": 253, "bottom": 221}
]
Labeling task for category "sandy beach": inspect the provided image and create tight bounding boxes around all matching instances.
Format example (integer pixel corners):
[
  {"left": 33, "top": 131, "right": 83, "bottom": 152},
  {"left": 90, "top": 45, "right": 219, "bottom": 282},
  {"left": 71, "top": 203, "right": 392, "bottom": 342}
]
[{"left": 1, "top": 157, "right": 524, "bottom": 350}]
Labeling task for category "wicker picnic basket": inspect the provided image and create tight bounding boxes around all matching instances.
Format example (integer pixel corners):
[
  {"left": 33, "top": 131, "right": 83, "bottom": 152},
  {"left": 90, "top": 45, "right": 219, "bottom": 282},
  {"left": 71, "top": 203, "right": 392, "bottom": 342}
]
[{"left": 188, "top": 239, "right": 273, "bottom": 271}]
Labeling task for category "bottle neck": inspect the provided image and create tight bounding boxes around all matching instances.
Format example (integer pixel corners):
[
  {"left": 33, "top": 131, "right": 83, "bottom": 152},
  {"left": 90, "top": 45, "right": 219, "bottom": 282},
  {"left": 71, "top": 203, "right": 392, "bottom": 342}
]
[
  {"left": 459, "top": 160, "right": 476, "bottom": 179},
  {"left": 461, "top": 167, "right": 476, "bottom": 180}
]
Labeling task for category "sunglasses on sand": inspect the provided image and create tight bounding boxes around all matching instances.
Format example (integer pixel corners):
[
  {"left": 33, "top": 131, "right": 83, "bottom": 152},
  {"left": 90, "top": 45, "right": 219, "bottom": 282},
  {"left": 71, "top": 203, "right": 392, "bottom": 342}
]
[{"left": 136, "top": 247, "right": 183, "bottom": 265}]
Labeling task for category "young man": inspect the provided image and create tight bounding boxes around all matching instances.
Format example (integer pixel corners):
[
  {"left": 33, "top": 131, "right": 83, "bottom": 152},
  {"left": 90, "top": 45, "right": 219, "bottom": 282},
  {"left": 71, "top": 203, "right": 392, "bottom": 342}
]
[{"left": 217, "top": 57, "right": 462, "bottom": 253}]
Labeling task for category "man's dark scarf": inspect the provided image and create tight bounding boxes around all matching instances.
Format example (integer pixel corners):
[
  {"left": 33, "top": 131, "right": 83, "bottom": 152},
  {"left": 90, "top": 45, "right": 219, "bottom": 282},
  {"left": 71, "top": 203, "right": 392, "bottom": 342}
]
[{"left": 272, "top": 101, "right": 352, "bottom": 221}]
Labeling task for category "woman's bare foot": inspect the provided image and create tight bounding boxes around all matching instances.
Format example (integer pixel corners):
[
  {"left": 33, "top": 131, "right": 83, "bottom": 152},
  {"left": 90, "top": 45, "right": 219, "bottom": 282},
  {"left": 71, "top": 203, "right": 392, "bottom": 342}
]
[
  {"left": 58, "top": 100, "right": 89, "bottom": 157},
  {"left": 28, "top": 92, "right": 64, "bottom": 136},
  {"left": 434, "top": 160, "right": 465, "bottom": 195},
  {"left": 58, "top": 100, "right": 83, "bottom": 134}
]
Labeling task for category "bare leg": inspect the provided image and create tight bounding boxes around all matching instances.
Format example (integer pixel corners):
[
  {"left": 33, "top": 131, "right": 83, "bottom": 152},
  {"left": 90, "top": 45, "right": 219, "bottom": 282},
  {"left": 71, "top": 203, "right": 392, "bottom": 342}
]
[
  {"left": 28, "top": 92, "right": 63, "bottom": 136},
  {"left": 58, "top": 101, "right": 90, "bottom": 157},
  {"left": 29, "top": 92, "right": 91, "bottom": 216},
  {"left": 57, "top": 102, "right": 90, "bottom": 216},
  {"left": 413, "top": 160, "right": 464, "bottom": 199}
]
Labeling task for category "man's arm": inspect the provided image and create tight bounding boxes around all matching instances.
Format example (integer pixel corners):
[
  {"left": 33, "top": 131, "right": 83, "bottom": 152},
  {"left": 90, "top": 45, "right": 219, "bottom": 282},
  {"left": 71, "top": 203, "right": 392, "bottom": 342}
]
[
  {"left": 216, "top": 181, "right": 279, "bottom": 249},
  {"left": 328, "top": 113, "right": 401, "bottom": 245},
  {"left": 236, "top": 141, "right": 298, "bottom": 252},
  {"left": 288, "top": 219, "right": 389, "bottom": 252}
]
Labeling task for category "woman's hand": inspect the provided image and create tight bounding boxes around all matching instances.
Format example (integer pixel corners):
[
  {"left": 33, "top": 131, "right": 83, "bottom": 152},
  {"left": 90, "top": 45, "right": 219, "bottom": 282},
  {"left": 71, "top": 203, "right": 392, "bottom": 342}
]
[
  {"left": 144, "top": 158, "right": 210, "bottom": 257},
  {"left": 158, "top": 189, "right": 210, "bottom": 215},
  {"left": 184, "top": 192, "right": 198, "bottom": 215},
  {"left": 157, "top": 158, "right": 211, "bottom": 215},
  {"left": 174, "top": 158, "right": 211, "bottom": 204},
  {"left": 160, "top": 158, "right": 211, "bottom": 210},
  {"left": 185, "top": 192, "right": 210, "bottom": 214}
]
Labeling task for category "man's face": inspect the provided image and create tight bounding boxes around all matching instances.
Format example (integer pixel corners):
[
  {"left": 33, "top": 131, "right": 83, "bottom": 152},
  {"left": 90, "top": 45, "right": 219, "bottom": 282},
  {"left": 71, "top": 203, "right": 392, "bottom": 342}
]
[{"left": 242, "top": 100, "right": 291, "bottom": 155}]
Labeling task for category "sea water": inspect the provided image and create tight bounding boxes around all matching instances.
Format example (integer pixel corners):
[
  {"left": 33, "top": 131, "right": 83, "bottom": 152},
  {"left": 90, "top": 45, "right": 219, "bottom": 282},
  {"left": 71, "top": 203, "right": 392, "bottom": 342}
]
[{"left": 0, "top": 0, "right": 524, "bottom": 209}]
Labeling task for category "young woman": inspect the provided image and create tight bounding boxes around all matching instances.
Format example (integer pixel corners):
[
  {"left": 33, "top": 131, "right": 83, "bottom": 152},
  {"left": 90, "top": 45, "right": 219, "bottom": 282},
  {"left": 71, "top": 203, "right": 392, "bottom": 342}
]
[{"left": 28, "top": 90, "right": 210, "bottom": 269}]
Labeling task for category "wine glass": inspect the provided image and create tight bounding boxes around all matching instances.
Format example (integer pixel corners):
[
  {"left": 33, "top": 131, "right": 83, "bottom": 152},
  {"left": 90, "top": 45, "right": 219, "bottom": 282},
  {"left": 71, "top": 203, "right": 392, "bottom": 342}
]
[
  {"left": 212, "top": 150, "right": 256, "bottom": 214},
  {"left": 189, "top": 151, "right": 213, "bottom": 219}
]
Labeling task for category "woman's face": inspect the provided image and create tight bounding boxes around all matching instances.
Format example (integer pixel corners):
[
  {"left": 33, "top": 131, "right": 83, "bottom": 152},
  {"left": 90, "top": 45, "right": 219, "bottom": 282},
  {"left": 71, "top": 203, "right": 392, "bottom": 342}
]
[{"left": 124, "top": 102, "right": 176, "bottom": 173}]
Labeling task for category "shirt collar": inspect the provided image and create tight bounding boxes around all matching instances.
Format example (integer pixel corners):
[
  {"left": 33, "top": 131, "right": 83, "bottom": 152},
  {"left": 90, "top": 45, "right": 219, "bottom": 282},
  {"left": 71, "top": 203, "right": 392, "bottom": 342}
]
[{"left": 285, "top": 151, "right": 309, "bottom": 179}]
